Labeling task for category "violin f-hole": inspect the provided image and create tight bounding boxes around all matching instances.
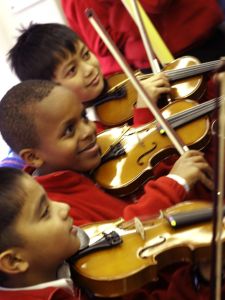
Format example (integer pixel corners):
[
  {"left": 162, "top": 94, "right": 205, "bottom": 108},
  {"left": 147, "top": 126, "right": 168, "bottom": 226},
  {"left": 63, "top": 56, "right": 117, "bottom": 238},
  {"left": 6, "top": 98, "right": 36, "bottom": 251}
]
[
  {"left": 137, "top": 142, "right": 157, "bottom": 165},
  {"left": 139, "top": 235, "right": 166, "bottom": 258}
]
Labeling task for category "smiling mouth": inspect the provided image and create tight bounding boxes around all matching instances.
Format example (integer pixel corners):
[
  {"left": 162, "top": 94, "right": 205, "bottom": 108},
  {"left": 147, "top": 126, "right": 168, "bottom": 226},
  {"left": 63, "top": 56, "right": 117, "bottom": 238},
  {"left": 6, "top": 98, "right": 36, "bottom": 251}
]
[
  {"left": 78, "top": 140, "right": 97, "bottom": 154},
  {"left": 87, "top": 74, "right": 99, "bottom": 87}
]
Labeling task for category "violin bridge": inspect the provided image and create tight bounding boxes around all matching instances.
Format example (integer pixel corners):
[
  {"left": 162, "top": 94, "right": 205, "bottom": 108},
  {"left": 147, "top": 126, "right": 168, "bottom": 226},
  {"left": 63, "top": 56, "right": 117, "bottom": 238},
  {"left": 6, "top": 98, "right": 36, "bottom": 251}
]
[{"left": 134, "top": 217, "right": 146, "bottom": 240}]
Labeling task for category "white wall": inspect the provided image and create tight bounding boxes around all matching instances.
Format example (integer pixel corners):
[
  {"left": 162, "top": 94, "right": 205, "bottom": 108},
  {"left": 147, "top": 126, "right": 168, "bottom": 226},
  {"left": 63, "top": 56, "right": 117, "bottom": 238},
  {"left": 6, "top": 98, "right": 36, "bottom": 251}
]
[{"left": 0, "top": 0, "right": 67, "bottom": 159}]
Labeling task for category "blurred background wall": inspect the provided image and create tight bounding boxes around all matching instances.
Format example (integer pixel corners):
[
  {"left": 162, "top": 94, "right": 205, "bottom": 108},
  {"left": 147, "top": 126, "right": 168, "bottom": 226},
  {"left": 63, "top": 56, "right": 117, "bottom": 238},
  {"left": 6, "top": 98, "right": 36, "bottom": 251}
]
[{"left": 0, "top": 0, "right": 67, "bottom": 159}]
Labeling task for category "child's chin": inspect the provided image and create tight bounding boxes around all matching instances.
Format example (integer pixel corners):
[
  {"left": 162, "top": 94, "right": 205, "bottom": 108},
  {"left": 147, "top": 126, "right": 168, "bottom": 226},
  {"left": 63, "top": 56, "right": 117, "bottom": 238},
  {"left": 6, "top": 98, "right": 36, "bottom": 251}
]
[
  {"left": 78, "top": 157, "right": 101, "bottom": 173},
  {"left": 88, "top": 157, "right": 101, "bottom": 171}
]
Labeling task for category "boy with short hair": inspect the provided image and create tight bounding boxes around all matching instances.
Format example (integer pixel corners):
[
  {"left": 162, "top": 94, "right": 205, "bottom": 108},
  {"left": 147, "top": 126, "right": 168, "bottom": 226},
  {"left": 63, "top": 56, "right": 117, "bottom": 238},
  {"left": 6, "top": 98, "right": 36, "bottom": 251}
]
[
  {"left": 7, "top": 23, "right": 170, "bottom": 129},
  {"left": 0, "top": 167, "right": 87, "bottom": 300},
  {"left": 0, "top": 80, "right": 213, "bottom": 226}
]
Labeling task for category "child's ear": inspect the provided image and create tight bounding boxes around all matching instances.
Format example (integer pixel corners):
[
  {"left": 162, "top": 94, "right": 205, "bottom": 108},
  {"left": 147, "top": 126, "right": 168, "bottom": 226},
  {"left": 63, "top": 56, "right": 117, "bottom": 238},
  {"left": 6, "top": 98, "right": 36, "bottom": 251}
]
[
  {"left": 19, "top": 148, "right": 44, "bottom": 168},
  {"left": 0, "top": 250, "right": 29, "bottom": 274}
]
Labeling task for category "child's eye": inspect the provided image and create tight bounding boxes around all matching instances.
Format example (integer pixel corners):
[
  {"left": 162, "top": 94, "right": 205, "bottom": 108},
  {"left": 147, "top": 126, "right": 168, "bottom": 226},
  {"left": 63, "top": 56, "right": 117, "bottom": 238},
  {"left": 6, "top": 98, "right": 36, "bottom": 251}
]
[
  {"left": 41, "top": 205, "right": 50, "bottom": 219},
  {"left": 64, "top": 124, "right": 75, "bottom": 137},
  {"left": 83, "top": 50, "right": 90, "bottom": 60},
  {"left": 66, "top": 65, "right": 77, "bottom": 77}
]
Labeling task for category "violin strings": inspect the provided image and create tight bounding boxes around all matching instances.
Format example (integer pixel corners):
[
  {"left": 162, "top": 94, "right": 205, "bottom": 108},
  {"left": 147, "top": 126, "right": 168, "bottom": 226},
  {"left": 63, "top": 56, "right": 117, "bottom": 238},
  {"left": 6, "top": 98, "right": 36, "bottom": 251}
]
[
  {"left": 167, "top": 60, "right": 220, "bottom": 81},
  {"left": 124, "top": 96, "right": 223, "bottom": 134},
  {"left": 106, "top": 60, "right": 220, "bottom": 95},
  {"left": 102, "top": 96, "right": 223, "bottom": 159},
  {"left": 168, "top": 97, "right": 223, "bottom": 128}
]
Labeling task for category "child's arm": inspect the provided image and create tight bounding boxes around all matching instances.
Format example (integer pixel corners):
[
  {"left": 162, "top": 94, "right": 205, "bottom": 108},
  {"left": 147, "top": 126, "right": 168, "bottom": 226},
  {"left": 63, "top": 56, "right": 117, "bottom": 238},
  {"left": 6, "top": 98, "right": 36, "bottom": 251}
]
[{"left": 124, "top": 150, "right": 213, "bottom": 220}]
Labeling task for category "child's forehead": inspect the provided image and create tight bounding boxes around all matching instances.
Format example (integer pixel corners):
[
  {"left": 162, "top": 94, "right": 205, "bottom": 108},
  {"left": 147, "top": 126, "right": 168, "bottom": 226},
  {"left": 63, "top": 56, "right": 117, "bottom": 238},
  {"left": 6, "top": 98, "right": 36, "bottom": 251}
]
[
  {"left": 21, "top": 173, "right": 42, "bottom": 196},
  {"left": 57, "top": 39, "right": 86, "bottom": 59},
  {"left": 35, "top": 86, "right": 83, "bottom": 124},
  {"left": 19, "top": 174, "right": 46, "bottom": 213},
  {"left": 48, "top": 85, "right": 80, "bottom": 104}
]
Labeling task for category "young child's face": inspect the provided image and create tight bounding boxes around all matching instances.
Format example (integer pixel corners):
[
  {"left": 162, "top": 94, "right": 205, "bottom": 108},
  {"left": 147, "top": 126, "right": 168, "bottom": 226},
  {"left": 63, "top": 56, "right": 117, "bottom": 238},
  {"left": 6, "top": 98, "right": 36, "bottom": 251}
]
[
  {"left": 53, "top": 40, "right": 105, "bottom": 103},
  {"left": 15, "top": 173, "right": 80, "bottom": 272},
  {"left": 33, "top": 85, "right": 101, "bottom": 173}
]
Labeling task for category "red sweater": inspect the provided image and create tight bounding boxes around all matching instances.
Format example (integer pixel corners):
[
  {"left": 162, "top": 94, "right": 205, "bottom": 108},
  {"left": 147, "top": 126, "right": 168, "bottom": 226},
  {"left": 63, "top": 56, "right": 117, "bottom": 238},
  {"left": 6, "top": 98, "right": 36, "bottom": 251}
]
[
  {"left": 61, "top": 0, "right": 224, "bottom": 76},
  {"left": 31, "top": 170, "right": 186, "bottom": 226},
  {"left": 150, "top": 264, "right": 225, "bottom": 300},
  {"left": 0, "top": 286, "right": 85, "bottom": 300}
]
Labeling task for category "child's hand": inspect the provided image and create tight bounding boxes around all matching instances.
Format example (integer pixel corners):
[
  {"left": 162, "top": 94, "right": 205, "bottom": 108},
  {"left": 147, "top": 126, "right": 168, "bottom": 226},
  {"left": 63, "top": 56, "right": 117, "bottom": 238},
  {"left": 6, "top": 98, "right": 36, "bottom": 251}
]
[
  {"left": 169, "top": 150, "right": 214, "bottom": 190},
  {"left": 136, "top": 73, "right": 171, "bottom": 108}
]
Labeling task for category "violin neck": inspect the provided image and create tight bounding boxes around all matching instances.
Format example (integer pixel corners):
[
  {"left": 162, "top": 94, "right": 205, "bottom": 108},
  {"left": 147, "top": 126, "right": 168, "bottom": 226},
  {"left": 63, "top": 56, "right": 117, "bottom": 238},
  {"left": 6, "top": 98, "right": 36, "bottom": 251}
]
[
  {"left": 165, "top": 96, "right": 222, "bottom": 130},
  {"left": 138, "top": 60, "right": 220, "bottom": 82},
  {"left": 166, "top": 60, "right": 220, "bottom": 81}
]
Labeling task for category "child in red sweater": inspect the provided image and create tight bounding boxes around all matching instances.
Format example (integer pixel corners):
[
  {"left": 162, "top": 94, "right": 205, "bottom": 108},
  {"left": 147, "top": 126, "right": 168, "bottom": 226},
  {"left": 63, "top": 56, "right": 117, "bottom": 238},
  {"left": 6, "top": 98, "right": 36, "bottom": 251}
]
[
  {"left": 0, "top": 167, "right": 87, "bottom": 300},
  {"left": 0, "top": 80, "right": 213, "bottom": 226},
  {"left": 0, "top": 167, "right": 221, "bottom": 300},
  {"left": 61, "top": 0, "right": 225, "bottom": 76},
  {"left": 5, "top": 22, "right": 217, "bottom": 186}
]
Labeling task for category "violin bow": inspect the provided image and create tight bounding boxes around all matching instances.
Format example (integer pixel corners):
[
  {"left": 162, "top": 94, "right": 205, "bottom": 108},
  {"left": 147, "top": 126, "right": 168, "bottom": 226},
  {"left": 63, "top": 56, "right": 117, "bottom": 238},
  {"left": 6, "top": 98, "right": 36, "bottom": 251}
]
[
  {"left": 126, "top": 4, "right": 225, "bottom": 296},
  {"left": 124, "top": 0, "right": 160, "bottom": 74},
  {"left": 211, "top": 63, "right": 225, "bottom": 299},
  {"left": 122, "top": 0, "right": 174, "bottom": 64},
  {"left": 124, "top": 0, "right": 173, "bottom": 103},
  {"left": 85, "top": 9, "right": 188, "bottom": 155}
]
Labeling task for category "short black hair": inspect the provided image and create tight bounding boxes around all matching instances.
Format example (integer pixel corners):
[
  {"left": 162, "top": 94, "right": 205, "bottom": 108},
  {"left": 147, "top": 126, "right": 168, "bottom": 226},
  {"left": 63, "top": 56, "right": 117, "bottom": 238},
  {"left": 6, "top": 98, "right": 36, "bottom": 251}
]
[
  {"left": 0, "top": 167, "right": 30, "bottom": 283},
  {"left": 0, "top": 167, "right": 27, "bottom": 253},
  {"left": 0, "top": 80, "right": 57, "bottom": 153},
  {"left": 8, "top": 23, "right": 80, "bottom": 80}
]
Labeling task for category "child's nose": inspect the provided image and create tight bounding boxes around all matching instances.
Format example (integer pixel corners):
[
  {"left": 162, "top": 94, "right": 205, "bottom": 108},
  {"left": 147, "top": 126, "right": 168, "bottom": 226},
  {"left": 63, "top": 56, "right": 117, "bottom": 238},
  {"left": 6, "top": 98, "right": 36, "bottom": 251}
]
[
  {"left": 58, "top": 202, "right": 70, "bottom": 219},
  {"left": 80, "top": 120, "right": 96, "bottom": 139},
  {"left": 81, "top": 61, "right": 94, "bottom": 77}
]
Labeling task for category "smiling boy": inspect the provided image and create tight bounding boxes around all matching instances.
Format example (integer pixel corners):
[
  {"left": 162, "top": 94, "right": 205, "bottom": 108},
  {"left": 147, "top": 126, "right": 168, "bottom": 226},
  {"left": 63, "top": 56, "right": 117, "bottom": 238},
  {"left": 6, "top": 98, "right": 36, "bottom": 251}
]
[
  {"left": 8, "top": 23, "right": 170, "bottom": 128},
  {"left": 0, "top": 80, "right": 213, "bottom": 226}
]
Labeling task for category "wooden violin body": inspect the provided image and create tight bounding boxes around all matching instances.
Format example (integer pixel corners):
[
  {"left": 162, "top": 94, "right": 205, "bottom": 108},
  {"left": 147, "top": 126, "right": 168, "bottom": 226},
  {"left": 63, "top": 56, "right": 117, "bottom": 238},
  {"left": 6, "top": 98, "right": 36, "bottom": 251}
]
[
  {"left": 93, "top": 56, "right": 219, "bottom": 126},
  {"left": 71, "top": 201, "right": 225, "bottom": 297},
  {"left": 95, "top": 72, "right": 138, "bottom": 126},
  {"left": 93, "top": 98, "right": 212, "bottom": 196}
]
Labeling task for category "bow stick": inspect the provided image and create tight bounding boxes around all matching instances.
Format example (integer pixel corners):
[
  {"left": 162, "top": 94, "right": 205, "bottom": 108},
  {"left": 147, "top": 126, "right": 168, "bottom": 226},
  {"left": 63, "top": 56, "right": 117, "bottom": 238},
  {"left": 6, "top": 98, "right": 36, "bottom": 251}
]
[
  {"left": 85, "top": 8, "right": 188, "bottom": 155},
  {"left": 125, "top": 0, "right": 173, "bottom": 102},
  {"left": 126, "top": 0, "right": 160, "bottom": 74},
  {"left": 211, "top": 64, "right": 225, "bottom": 300}
]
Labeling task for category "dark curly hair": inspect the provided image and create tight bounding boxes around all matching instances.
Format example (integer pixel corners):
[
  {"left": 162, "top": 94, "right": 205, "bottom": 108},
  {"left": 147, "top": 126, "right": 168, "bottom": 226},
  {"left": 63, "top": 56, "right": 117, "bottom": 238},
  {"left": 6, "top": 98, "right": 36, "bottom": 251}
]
[{"left": 0, "top": 80, "right": 57, "bottom": 153}]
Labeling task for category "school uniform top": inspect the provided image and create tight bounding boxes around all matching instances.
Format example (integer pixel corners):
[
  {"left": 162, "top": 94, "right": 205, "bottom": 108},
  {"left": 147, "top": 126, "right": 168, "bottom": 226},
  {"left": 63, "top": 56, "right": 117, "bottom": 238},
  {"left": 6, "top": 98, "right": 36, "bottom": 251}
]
[
  {"left": 61, "top": 0, "right": 224, "bottom": 76},
  {"left": 0, "top": 263, "right": 86, "bottom": 300},
  {"left": 27, "top": 169, "right": 187, "bottom": 226}
]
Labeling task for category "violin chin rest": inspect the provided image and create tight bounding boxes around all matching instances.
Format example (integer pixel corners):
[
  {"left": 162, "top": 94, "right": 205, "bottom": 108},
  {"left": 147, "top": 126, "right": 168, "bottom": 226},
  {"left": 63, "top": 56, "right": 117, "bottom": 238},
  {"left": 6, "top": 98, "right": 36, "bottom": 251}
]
[{"left": 77, "top": 227, "right": 90, "bottom": 250}]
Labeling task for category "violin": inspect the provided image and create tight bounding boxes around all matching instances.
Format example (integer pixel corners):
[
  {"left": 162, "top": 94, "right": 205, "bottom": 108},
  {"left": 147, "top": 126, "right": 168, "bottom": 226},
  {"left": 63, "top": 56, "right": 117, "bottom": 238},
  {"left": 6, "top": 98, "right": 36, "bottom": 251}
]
[
  {"left": 70, "top": 201, "right": 225, "bottom": 297},
  {"left": 92, "top": 96, "right": 223, "bottom": 196},
  {"left": 91, "top": 56, "right": 220, "bottom": 126}
]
